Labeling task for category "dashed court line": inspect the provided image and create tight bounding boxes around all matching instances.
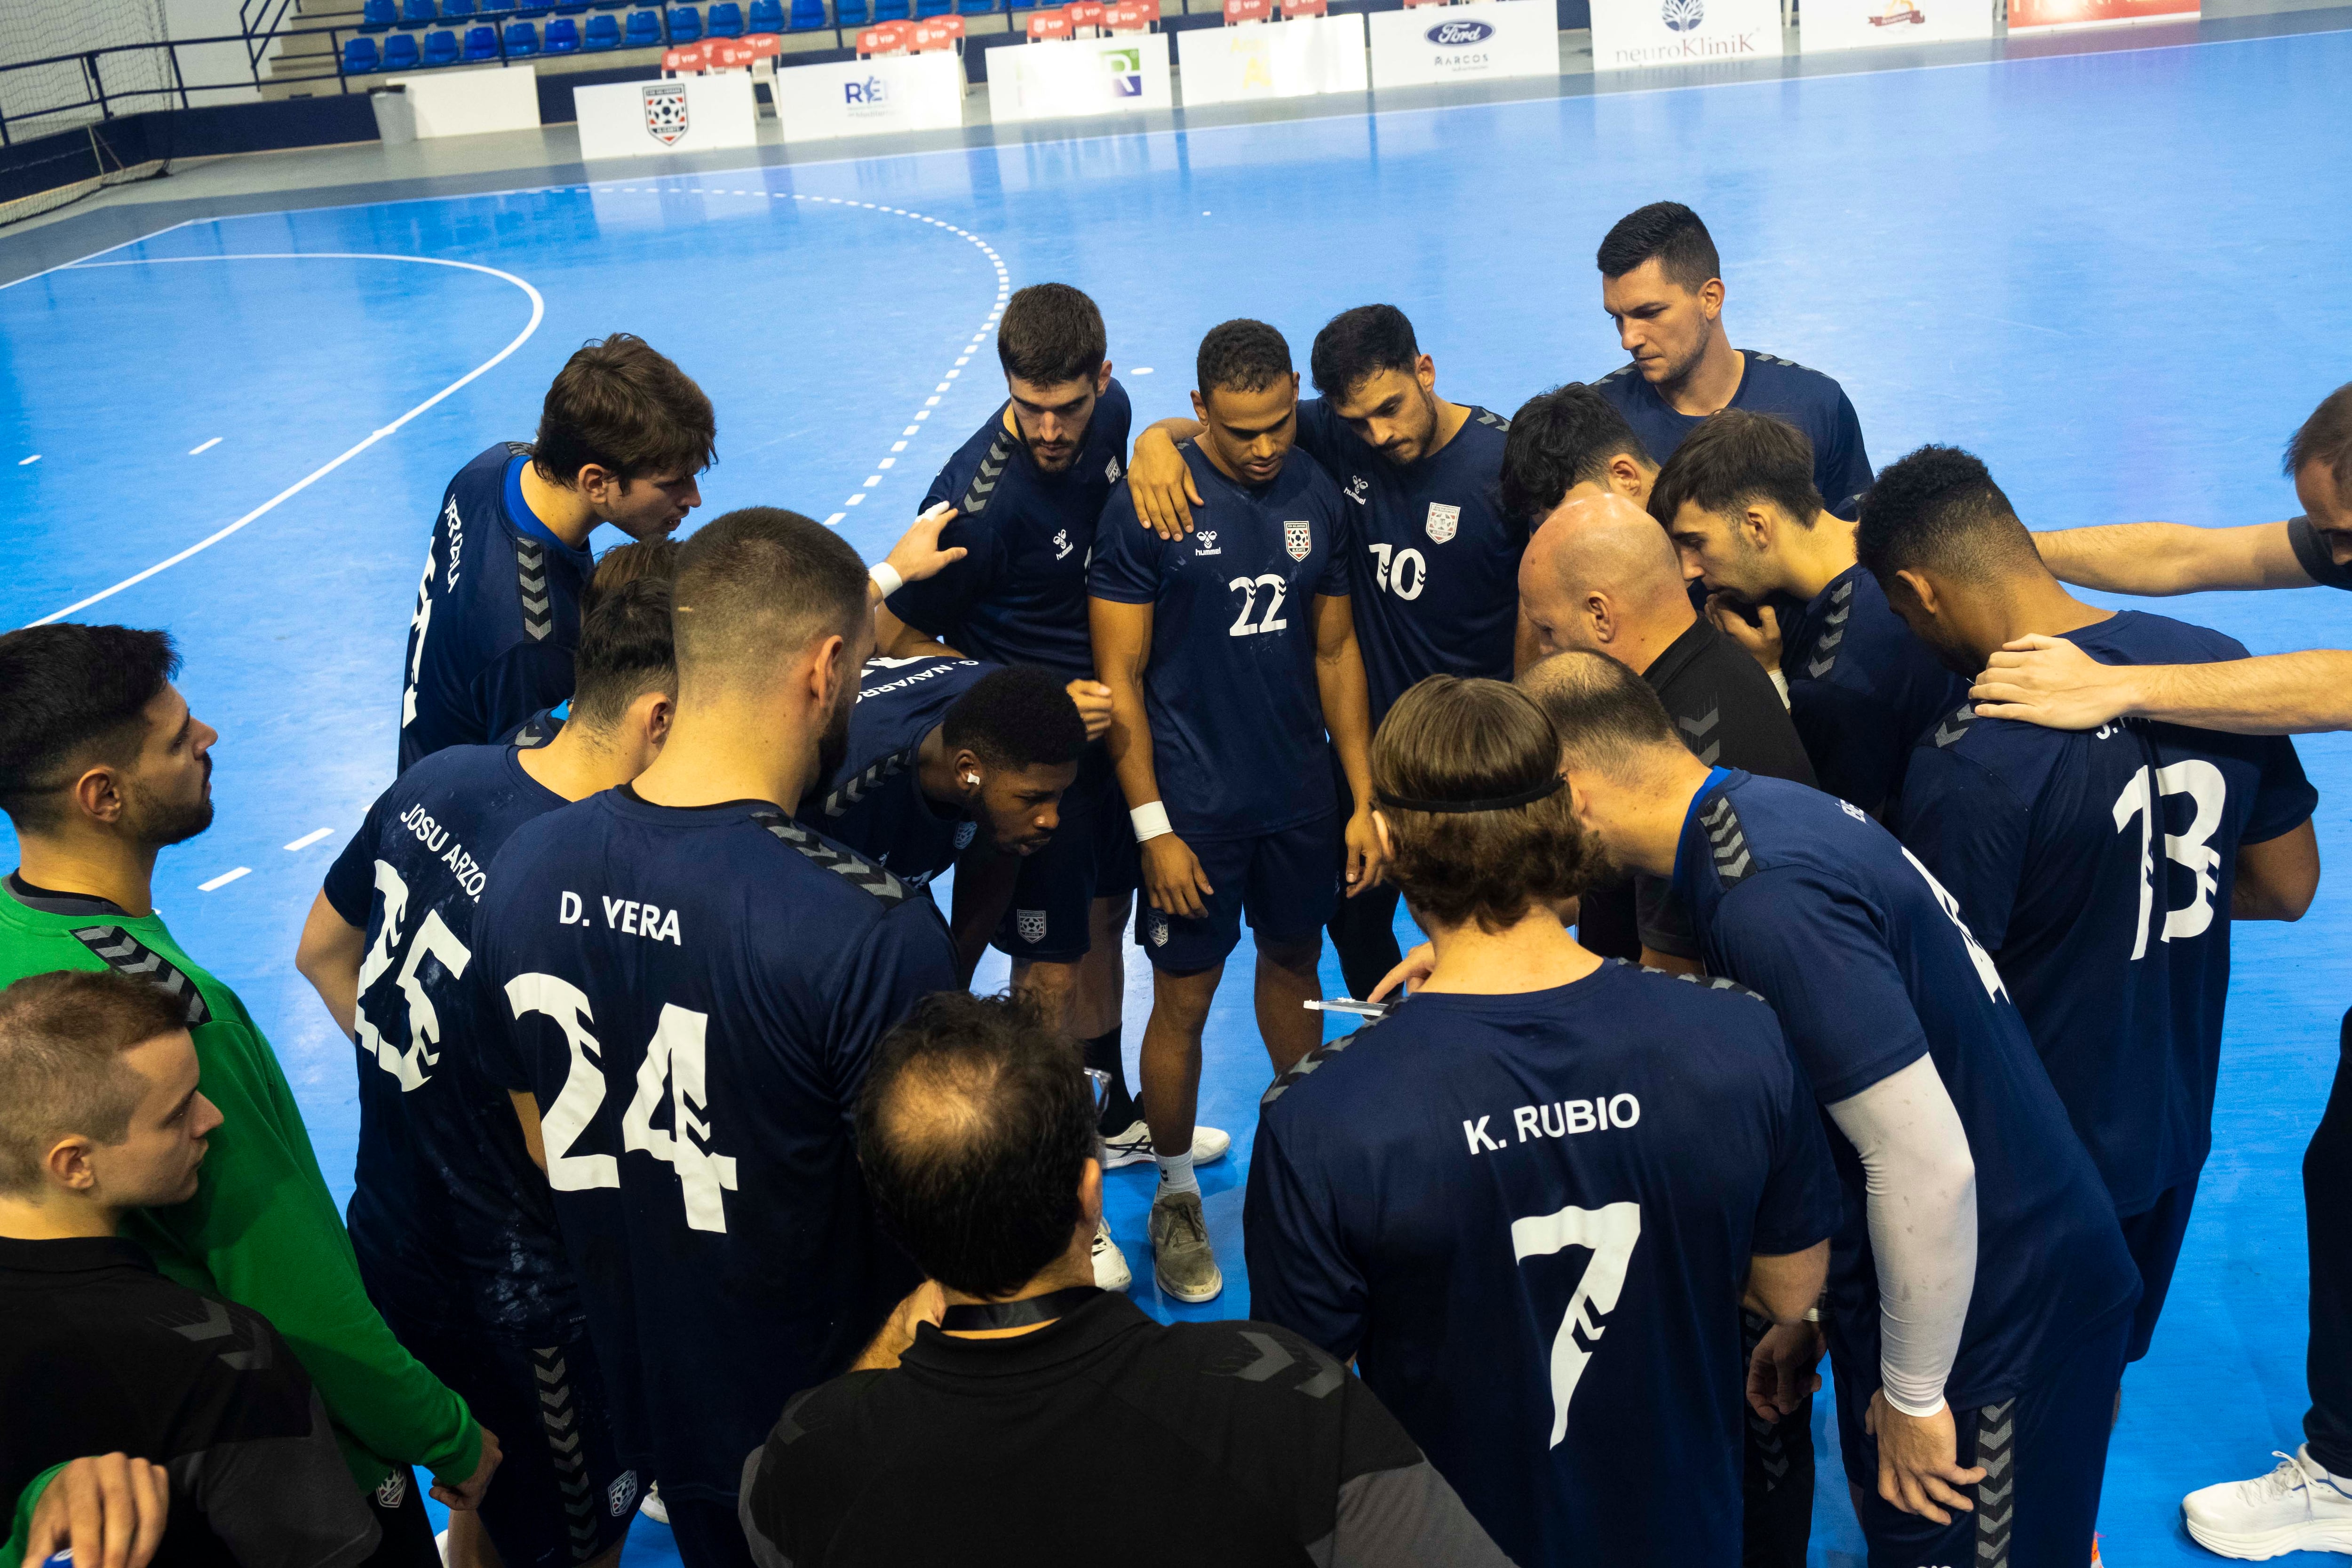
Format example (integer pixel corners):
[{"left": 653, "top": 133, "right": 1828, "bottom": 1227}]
[
  {"left": 189, "top": 437, "right": 222, "bottom": 456},
  {"left": 199, "top": 867, "right": 251, "bottom": 892},
  {"left": 284, "top": 828, "right": 334, "bottom": 852}
]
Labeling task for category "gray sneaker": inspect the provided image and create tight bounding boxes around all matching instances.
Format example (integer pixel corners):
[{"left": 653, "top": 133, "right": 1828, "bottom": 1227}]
[{"left": 1149, "top": 1190, "right": 1224, "bottom": 1303}]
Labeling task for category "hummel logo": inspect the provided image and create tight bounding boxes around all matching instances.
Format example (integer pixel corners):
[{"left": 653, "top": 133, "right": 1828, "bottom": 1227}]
[
  {"left": 1193, "top": 530, "right": 1221, "bottom": 557},
  {"left": 1052, "top": 527, "right": 1074, "bottom": 560},
  {"left": 1343, "top": 476, "right": 1369, "bottom": 505}
]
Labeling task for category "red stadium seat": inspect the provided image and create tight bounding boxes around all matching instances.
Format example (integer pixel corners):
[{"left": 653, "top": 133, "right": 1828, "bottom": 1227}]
[
  {"left": 1222, "top": 0, "right": 1269, "bottom": 22},
  {"left": 709, "top": 35, "right": 755, "bottom": 64},
  {"left": 910, "top": 15, "right": 964, "bottom": 47},
  {"left": 1065, "top": 0, "right": 1104, "bottom": 30},
  {"left": 662, "top": 40, "right": 709, "bottom": 68},
  {"left": 741, "top": 29, "right": 784, "bottom": 52},
  {"left": 1025, "top": 8, "right": 1073, "bottom": 37},
  {"left": 858, "top": 18, "right": 916, "bottom": 49},
  {"left": 1104, "top": 0, "right": 1156, "bottom": 29},
  {"left": 1279, "top": 0, "right": 1325, "bottom": 15}
]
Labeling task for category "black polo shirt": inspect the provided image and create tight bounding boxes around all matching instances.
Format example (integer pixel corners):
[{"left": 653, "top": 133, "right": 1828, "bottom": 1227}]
[
  {"left": 1580, "top": 615, "right": 1818, "bottom": 961},
  {"left": 0, "top": 1236, "right": 376, "bottom": 1568},
  {"left": 737, "top": 1289, "right": 1511, "bottom": 1568}
]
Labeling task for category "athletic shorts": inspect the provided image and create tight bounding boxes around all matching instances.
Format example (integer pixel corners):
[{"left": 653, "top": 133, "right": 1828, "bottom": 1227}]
[
  {"left": 380, "top": 1308, "right": 638, "bottom": 1568},
  {"left": 1136, "top": 815, "right": 1340, "bottom": 974},
  {"left": 1832, "top": 1314, "right": 2129, "bottom": 1568},
  {"left": 985, "top": 742, "right": 1138, "bottom": 963},
  {"left": 2118, "top": 1176, "right": 2200, "bottom": 1363}
]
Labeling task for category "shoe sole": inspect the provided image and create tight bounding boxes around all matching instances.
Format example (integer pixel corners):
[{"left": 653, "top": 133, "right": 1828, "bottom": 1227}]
[
  {"left": 2184, "top": 1518, "right": 2352, "bottom": 1560},
  {"left": 1102, "top": 1133, "right": 1231, "bottom": 1170},
  {"left": 1154, "top": 1262, "right": 1224, "bottom": 1303}
]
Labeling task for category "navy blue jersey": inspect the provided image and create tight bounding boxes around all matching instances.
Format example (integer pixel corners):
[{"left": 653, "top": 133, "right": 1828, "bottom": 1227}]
[
  {"left": 1896, "top": 612, "right": 2316, "bottom": 1214},
  {"left": 800, "top": 654, "right": 995, "bottom": 889},
  {"left": 470, "top": 789, "right": 958, "bottom": 1502},
  {"left": 1089, "top": 443, "right": 1353, "bottom": 841},
  {"left": 1596, "top": 350, "right": 1875, "bottom": 517},
  {"left": 1673, "top": 770, "right": 2140, "bottom": 1407},
  {"left": 888, "top": 382, "right": 1135, "bottom": 679},
  {"left": 1780, "top": 565, "right": 1968, "bottom": 818},
  {"left": 1294, "top": 399, "right": 1526, "bottom": 725},
  {"left": 502, "top": 700, "right": 567, "bottom": 747},
  {"left": 400, "top": 445, "right": 593, "bottom": 774},
  {"left": 1246, "top": 964, "right": 1839, "bottom": 1568},
  {"left": 321, "top": 732, "right": 578, "bottom": 1342}
]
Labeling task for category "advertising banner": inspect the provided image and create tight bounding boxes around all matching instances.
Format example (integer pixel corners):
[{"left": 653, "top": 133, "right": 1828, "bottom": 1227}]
[
  {"left": 2008, "top": 0, "right": 2194, "bottom": 28},
  {"left": 775, "top": 51, "right": 966, "bottom": 142},
  {"left": 1589, "top": 0, "right": 1782, "bottom": 71},
  {"left": 1366, "top": 0, "right": 1557, "bottom": 91},
  {"left": 1177, "top": 13, "right": 1369, "bottom": 106},
  {"left": 988, "top": 31, "right": 1173, "bottom": 122},
  {"left": 1800, "top": 0, "right": 1991, "bottom": 48},
  {"left": 374, "top": 64, "right": 540, "bottom": 142},
  {"left": 576, "top": 70, "right": 758, "bottom": 159}
]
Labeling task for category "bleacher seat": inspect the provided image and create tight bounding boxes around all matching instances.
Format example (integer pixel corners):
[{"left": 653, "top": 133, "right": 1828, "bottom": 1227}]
[
  {"left": 443, "top": 0, "right": 477, "bottom": 16},
  {"left": 421, "top": 26, "right": 461, "bottom": 60},
  {"left": 553, "top": 2, "right": 591, "bottom": 13},
  {"left": 1005, "top": 0, "right": 1036, "bottom": 10},
  {"left": 584, "top": 11, "right": 622, "bottom": 43},
  {"left": 514, "top": 0, "right": 552, "bottom": 13},
  {"left": 787, "top": 0, "right": 826, "bottom": 24},
  {"left": 834, "top": 0, "right": 868, "bottom": 22},
  {"left": 398, "top": 0, "right": 436, "bottom": 25},
  {"left": 914, "top": 0, "right": 948, "bottom": 16},
  {"left": 343, "top": 35, "right": 382, "bottom": 69},
  {"left": 463, "top": 22, "right": 501, "bottom": 56},
  {"left": 503, "top": 18, "right": 541, "bottom": 50},
  {"left": 383, "top": 30, "right": 422, "bottom": 65},
  {"left": 750, "top": 0, "right": 787, "bottom": 26},
  {"left": 667, "top": 4, "right": 703, "bottom": 38},
  {"left": 624, "top": 8, "right": 664, "bottom": 42},
  {"left": 359, "top": 0, "right": 398, "bottom": 30},
  {"left": 707, "top": 0, "right": 745, "bottom": 31},
  {"left": 957, "top": 0, "right": 997, "bottom": 14},
  {"left": 477, "top": 0, "right": 516, "bottom": 12},
  {"left": 872, "top": 0, "right": 908, "bottom": 20},
  {"left": 545, "top": 14, "right": 583, "bottom": 46}
]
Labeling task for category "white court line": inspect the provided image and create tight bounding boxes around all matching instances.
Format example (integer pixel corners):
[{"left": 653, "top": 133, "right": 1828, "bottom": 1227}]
[
  {"left": 284, "top": 828, "right": 334, "bottom": 852},
  {"left": 26, "top": 253, "right": 545, "bottom": 628},
  {"left": 198, "top": 866, "right": 251, "bottom": 892},
  {"left": 0, "top": 217, "right": 196, "bottom": 296},
  {"left": 189, "top": 437, "right": 222, "bottom": 455},
  {"left": 16, "top": 455, "right": 36, "bottom": 465}
]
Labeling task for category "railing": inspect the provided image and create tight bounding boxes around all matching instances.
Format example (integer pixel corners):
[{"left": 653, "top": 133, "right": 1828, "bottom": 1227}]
[{"left": 0, "top": 24, "right": 360, "bottom": 146}]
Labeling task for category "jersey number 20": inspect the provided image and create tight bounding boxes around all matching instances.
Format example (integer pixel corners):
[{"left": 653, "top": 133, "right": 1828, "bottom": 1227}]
[{"left": 1512, "top": 1201, "right": 1641, "bottom": 1449}]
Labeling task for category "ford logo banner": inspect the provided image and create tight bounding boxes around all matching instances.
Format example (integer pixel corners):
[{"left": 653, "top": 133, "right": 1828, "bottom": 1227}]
[{"left": 1427, "top": 18, "right": 1494, "bottom": 42}]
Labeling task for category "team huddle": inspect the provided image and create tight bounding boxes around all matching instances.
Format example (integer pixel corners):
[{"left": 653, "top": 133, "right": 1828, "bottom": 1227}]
[{"left": 4, "top": 197, "right": 2349, "bottom": 1568}]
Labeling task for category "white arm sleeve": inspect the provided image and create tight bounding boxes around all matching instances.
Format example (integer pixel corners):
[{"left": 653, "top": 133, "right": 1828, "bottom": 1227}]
[{"left": 1825, "top": 1052, "right": 1977, "bottom": 1417}]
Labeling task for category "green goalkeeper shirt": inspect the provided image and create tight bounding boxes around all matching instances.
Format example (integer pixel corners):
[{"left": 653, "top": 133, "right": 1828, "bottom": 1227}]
[{"left": 0, "top": 876, "right": 483, "bottom": 1495}]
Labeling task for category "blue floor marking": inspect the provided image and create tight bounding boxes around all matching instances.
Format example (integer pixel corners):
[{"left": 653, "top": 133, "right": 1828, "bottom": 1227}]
[{"left": 5, "top": 25, "right": 2350, "bottom": 1563}]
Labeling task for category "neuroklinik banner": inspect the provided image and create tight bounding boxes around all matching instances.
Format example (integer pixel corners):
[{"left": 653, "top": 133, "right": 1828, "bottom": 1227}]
[{"left": 1590, "top": 0, "right": 1784, "bottom": 70}]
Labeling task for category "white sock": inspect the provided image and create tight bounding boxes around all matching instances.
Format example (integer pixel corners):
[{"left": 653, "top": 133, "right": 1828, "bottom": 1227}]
[{"left": 1156, "top": 1150, "right": 1199, "bottom": 1198}]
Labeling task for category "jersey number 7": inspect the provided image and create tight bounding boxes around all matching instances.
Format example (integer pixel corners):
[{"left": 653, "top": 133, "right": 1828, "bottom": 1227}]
[{"left": 1511, "top": 1201, "right": 1641, "bottom": 1449}]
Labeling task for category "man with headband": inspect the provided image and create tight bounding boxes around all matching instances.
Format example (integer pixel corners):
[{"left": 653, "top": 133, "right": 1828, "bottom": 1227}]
[{"left": 1244, "top": 673, "right": 1838, "bottom": 1568}]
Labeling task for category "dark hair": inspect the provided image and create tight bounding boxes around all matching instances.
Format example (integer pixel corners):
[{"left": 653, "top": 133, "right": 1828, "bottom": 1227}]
[
  {"left": 998, "top": 284, "right": 1107, "bottom": 388},
  {"left": 2286, "top": 382, "right": 2352, "bottom": 500},
  {"left": 533, "top": 334, "right": 716, "bottom": 489},
  {"left": 1373, "top": 677, "right": 1596, "bottom": 932},
  {"left": 1197, "top": 318, "right": 1293, "bottom": 398},
  {"left": 1595, "top": 201, "right": 1722, "bottom": 293},
  {"left": 582, "top": 538, "right": 681, "bottom": 621},
  {"left": 1309, "top": 304, "right": 1419, "bottom": 402},
  {"left": 569, "top": 579, "right": 677, "bottom": 732},
  {"left": 0, "top": 969, "right": 188, "bottom": 1193},
  {"left": 1519, "top": 651, "right": 1682, "bottom": 778},
  {"left": 1856, "top": 445, "right": 2038, "bottom": 584},
  {"left": 671, "top": 509, "right": 868, "bottom": 677},
  {"left": 941, "top": 667, "right": 1087, "bottom": 773},
  {"left": 1647, "top": 409, "right": 1824, "bottom": 531},
  {"left": 1498, "top": 384, "right": 1656, "bottom": 526},
  {"left": 856, "top": 991, "right": 1096, "bottom": 1298},
  {"left": 0, "top": 626, "right": 180, "bottom": 834}
]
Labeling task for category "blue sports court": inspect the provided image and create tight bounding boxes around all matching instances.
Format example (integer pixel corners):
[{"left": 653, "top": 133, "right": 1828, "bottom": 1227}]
[{"left": 5, "top": 17, "right": 2350, "bottom": 1563}]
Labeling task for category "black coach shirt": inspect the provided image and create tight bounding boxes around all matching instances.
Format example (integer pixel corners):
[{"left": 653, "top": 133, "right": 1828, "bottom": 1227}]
[
  {"left": 736, "top": 1290, "right": 1512, "bottom": 1568},
  {"left": 0, "top": 1237, "right": 377, "bottom": 1568},
  {"left": 1580, "top": 616, "right": 1818, "bottom": 961}
]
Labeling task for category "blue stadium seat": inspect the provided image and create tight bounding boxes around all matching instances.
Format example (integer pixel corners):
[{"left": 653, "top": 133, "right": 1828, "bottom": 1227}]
[
  {"left": 623, "top": 8, "right": 663, "bottom": 42},
  {"left": 545, "top": 14, "right": 582, "bottom": 46},
  {"left": 1004, "top": 0, "right": 1034, "bottom": 10},
  {"left": 834, "top": 0, "right": 866, "bottom": 23},
  {"left": 343, "top": 35, "right": 382, "bottom": 69},
  {"left": 462, "top": 21, "right": 501, "bottom": 56},
  {"left": 584, "top": 11, "right": 621, "bottom": 44},
  {"left": 914, "top": 0, "right": 948, "bottom": 17},
  {"left": 553, "top": 1, "right": 591, "bottom": 13},
  {"left": 383, "top": 30, "right": 422, "bottom": 65},
  {"left": 786, "top": 0, "right": 826, "bottom": 24},
  {"left": 442, "top": 0, "right": 476, "bottom": 16},
  {"left": 667, "top": 4, "right": 702, "bottom": 39},
  {"left": 871, "top": 0, "right": 907, "bottom": 20},
  {"left": 503, "top": 18, "right": 540, "bottom": 51},
  {"left": 513, "top": 0, "right": 552, "bottom": 12},
  {"left": 956, "top": 0, "right": 997, "bottom": 14},
  {"left": 749, "top": 0, "right": 786, "bottom": 27},
  {"left": 477, "top": 0, "right": 515, "bottom": 11},
  {"left": 398, "top": 0, "right": 436, "bottom": 26},
  {"left": 359, "top": 0, "right": 398, "bottom": 30},
  {"left": 421, "top": 26, "right": 461, "bottom": 61},
  {"left": 706, "top": 0, "right": 745, "bottom": 32}
]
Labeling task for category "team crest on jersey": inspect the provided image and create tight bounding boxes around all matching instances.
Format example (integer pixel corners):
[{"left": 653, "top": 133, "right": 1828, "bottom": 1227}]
[
  {"left": 954, "top": 821, "right": 978, "bottom": 850},
  {"left": 1283, "top": 520, "right": 1313, "bottom": 561},
  {"left": 1016, "top": 909, "right": 1048, "bottom": 944},
  {"left": 1146, "top": 910, "right": 1170, "bottom": 947},
  {"left": 374, "top": 1471, "right": 409, "bottom": 1508},
  {"left": 1425, "top": 502, "right": 1460, "bottom": 544},
  {"left": 608, "top": 1471, "right": 640, "bottom": 1517}
]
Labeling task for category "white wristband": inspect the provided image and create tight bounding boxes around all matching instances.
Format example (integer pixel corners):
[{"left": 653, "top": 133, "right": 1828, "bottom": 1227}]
[
  {"left": 1879, "top": 1388, "right": 1948, "bottom": 1420},
  {"left": 868, "top": 562, "right": 904, "bottom": 600},
  {"left": 1130, "top": 802, "right": 1172, "bottom": 843},
  {"left": 1769, "top": 668, "right": 1790, "bottom": 707}
]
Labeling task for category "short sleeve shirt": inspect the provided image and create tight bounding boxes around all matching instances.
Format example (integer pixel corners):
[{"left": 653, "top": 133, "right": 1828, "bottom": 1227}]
[
  {"left": 1594, "top": 351, "right": 1875, "bottom": 517},
  {"left": 1780, "top": 565, "right": 1969, "bottom": 819},
  {"left": 796, "top": 655, "right": 995, "bottom": 888}
]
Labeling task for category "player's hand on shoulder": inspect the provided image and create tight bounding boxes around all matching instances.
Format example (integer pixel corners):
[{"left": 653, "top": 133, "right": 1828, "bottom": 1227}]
[
  {"left": 431, "top": 1425, "right": 503, "bottom": 1512},
  {"left": 1342, "top": 808, "right": 1385, "bottom": 897},
  {"left": 1130, "top": 426, "right": 1201, "bottom": 541},
  {"left": 1744, "top": 1321, "right": 1824, "bottom": 1422},
  {"left": 882, "top": 503, "right": 968, "bottom": 589},
  {"left": 1864, "top": 1390, "right": 1986, "bottom": 1525},
  {"left": 1142, "top": 834, "right": 1214, "bottom": 920},
  {"left": 853, "top": 1281, "right": 946, "bottom": 1371},
  {"left": 1968, "top": 633, "right": 2135, "bottom": 731},
  {"left": 1368, "top": 942, "right": 1435, "bottom": 1003},
  {"left": 1707, "top": 593, "right": 1782, "bottom": 674},
  {"left": 1065, "top": 680, "right": 1114, "bottom": 743},
  {"left": 23, "top": 1454, "right": 169, "bottom": 1568}
]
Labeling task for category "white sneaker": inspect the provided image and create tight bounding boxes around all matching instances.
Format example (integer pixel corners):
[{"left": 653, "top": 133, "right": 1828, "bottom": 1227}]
[
  {"left": 2183, "top": 1447, "right": 2352, "bottom": 1559},
  {"left": 1091, "top": 1217, "right": 1131, "bottom": 1292},
  {"left": 639, "top": 1483, "right": 670, "bottom": 1526},
  {"left": 1102, "top": 1119, "right": 1231, "bottom": 1170}
]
